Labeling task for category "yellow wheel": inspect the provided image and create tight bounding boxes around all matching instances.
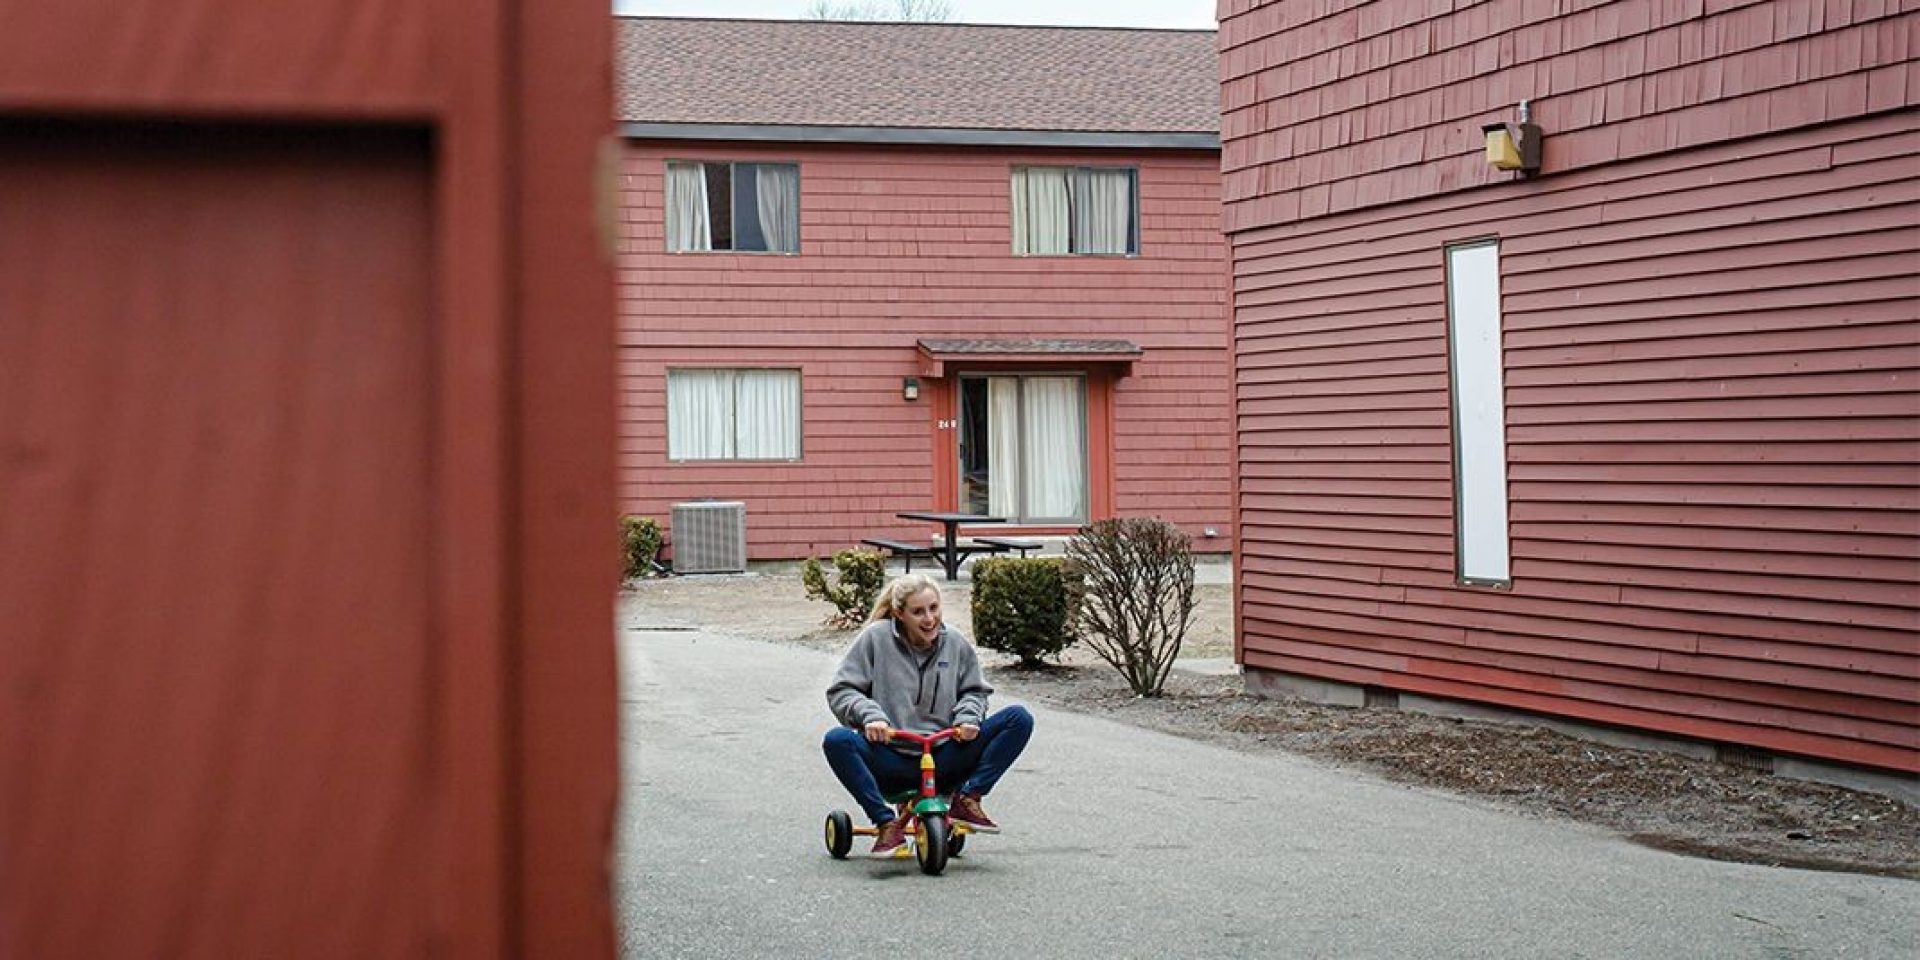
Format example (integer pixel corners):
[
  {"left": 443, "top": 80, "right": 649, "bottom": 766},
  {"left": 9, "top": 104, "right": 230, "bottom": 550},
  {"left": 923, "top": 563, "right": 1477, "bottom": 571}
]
[
  {"left": 914, "top": 814, "right": 949, "bottom": 875},
  {"left": 824, "top": 810, "right": 853, "bottom": 859}
]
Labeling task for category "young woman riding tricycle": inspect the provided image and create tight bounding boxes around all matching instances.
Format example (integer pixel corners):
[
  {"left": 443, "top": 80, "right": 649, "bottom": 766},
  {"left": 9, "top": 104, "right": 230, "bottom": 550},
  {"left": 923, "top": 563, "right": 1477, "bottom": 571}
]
[{"left": 821, "top": 573, "right": 1035, "bottom": 874}]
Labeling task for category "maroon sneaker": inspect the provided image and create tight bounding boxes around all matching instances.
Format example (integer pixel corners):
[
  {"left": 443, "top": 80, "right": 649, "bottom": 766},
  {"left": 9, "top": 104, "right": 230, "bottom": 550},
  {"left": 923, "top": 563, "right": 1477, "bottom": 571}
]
[
  {"left": 949, "top": 793, "right": 1001, "bottom": 833},
  {"left": 870, "top": 817, "right": 910, "bottom": 858}
]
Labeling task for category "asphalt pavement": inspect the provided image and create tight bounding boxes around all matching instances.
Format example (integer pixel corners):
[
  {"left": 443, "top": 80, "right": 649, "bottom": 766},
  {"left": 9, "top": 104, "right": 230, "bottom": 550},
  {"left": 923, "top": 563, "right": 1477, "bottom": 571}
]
[{"left": 613, "top": 626, "right": 1918, "bottom": 960}]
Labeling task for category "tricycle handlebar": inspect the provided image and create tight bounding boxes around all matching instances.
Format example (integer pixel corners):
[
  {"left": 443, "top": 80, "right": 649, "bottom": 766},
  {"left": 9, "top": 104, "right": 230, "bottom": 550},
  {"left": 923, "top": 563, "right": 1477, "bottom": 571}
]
[{"left": 888, "top": 727, "right": 957, "bottom": 748}]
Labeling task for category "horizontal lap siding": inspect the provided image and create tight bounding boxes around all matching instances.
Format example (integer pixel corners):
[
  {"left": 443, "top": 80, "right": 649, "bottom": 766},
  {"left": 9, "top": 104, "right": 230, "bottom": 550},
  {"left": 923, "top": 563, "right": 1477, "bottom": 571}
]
[
  {"left": 1219, "top": 0, "right": 1920, "bottom": 231},
  {"left": 1229, "top": 101, "right": 1920, "bottom": 771},
  {"left": 618, "top": 143, "right": 1230, "bottom": 558},
  {"left": 1113, "top": 349, "right": 1234, "bottom": 540}
]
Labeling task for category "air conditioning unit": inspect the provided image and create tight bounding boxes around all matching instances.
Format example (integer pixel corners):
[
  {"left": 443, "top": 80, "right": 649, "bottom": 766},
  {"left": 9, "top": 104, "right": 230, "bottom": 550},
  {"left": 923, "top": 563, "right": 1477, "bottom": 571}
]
[{"left": 671, "top": 501, "right": 748, "bottom": 574}]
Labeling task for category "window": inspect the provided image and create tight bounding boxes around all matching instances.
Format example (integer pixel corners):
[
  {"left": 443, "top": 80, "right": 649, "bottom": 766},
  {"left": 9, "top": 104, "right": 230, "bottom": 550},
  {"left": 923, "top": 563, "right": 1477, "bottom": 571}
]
[
  {"left": 957, "top": 374, "right": 1087, "bottom": 523},
  {"left": 1445, "top": 241, "right": 1511, "bottom": 585},
  {"left": 1010, "top": 166, "right": 1137, "bottom": 256},
  {"left": 667, "top": 369, "right": 802, "bottom": 461},
  {"left": 665, "top": 161, "right": 799, "bottom": 253}
]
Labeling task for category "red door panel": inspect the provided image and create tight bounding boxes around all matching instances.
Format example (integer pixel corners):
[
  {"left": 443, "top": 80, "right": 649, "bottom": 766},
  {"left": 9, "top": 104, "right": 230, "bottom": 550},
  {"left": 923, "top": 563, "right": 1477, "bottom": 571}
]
[{"left": 0, "top": 122, "right": 436, "bottom": 958}]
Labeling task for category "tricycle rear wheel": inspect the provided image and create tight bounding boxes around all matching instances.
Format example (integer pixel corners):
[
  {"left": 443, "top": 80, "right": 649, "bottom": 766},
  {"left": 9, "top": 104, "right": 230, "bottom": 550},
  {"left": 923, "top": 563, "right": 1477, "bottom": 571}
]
[
  {"left": 824, "top": 810, "right": 853, "bottom": 859},
  {"left": 915, "top": 814, "right": 950, "bottom": 875}
]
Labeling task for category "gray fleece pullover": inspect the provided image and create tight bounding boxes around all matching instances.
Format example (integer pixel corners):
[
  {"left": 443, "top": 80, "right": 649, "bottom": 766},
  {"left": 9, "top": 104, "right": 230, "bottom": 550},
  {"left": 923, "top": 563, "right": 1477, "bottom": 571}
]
[{"left": 826, "top": 619, "right": 992, "bottom": 738}]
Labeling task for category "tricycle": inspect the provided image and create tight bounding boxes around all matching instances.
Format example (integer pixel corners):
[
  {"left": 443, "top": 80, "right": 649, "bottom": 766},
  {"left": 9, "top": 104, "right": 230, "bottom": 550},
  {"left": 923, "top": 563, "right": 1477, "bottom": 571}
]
[{"left": 822, "top": 727, "right": 975, "bottom": 875}]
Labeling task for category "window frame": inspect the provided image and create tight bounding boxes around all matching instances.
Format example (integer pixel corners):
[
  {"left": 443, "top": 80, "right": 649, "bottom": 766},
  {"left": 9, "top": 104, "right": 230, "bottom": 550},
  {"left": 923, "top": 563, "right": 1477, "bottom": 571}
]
[
  {"left": 664, "top": 160, "right": 802, "bottom": 255},
  {"left": 954, "top": 371, "right": 1090, "bottom": 525},
  {"left": 664, "top": 366, "right": 805, "bottom": 463},
  {"left": 1009, "top": 164, "right": 1141, "bottom": 258},
  {"left": 1443, "top": 238, "right": 1512, "bottom": 589}
]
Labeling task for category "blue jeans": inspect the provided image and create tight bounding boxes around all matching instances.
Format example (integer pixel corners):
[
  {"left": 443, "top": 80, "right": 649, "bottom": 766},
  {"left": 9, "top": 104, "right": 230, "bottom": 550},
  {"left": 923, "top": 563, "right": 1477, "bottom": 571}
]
[{"left": 821, "top": 705, "right": 1034, "bottom": 825}]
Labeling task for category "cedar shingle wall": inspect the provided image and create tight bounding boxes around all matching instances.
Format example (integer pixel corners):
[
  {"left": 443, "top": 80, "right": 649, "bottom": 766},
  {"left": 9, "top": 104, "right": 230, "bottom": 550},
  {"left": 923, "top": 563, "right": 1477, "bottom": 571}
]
[
  {"left": 616, "top": 143, "right": 1231, "bottom": 558},
  {"left": 1219, "top": 0, "right": 1920, "bottom": 230},
  {"left": 1231, "top": 107, "right": 1920, "bottom": 772}
]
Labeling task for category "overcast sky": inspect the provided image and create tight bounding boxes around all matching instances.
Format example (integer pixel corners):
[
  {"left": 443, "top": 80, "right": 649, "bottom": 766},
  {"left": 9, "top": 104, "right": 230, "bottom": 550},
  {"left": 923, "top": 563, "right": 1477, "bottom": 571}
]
[{"left": 611, "top": 0, "right": 1216, "bottom": 30}]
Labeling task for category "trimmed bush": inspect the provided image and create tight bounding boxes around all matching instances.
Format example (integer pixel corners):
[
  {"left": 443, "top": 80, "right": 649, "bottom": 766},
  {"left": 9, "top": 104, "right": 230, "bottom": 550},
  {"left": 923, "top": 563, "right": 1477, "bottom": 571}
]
[
  {"left": 1067, "top": 517, "right": 1197, "bottom": 697},
  {"left": 802, "top": 548, "right": 886, "bottom": 628},
  {"left": 971, "top": 557, "right": 1080, "bottom": 667},
  {"left": 621, "top": 515, "right": 665, "bottom": 580}
]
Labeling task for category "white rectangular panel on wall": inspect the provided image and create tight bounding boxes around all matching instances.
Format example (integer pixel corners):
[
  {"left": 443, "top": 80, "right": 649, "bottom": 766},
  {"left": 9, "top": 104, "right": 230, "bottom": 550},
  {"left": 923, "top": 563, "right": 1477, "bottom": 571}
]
[{"left": 1445, "top": 241, "right": 1511, "bottom": 585}]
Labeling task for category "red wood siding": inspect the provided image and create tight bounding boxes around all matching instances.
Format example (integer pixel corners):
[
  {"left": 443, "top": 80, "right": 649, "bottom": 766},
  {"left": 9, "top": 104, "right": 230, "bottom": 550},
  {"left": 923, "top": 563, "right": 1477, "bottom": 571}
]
[
  {"left": 1219, "top": 0, "right": 1920, "bottom": 231},
  {"left": 1230, "top": 106, "right": 1920, "bottom": 773},
  {"left": 1, "top": 2, "right": 618, "bottom": 955},
  {"left": 616, "top": 143, "right": 1232, "bottom": 559},
  {"left": 0, "top": 0, "right": 434, "bottom": 117}
]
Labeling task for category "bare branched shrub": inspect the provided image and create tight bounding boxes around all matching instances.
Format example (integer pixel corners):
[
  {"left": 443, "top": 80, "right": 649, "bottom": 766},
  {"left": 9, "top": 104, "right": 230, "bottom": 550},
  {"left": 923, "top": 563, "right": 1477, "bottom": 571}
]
[{"left": 1066, "top": 518, "right": 1197, "bottom": 697}]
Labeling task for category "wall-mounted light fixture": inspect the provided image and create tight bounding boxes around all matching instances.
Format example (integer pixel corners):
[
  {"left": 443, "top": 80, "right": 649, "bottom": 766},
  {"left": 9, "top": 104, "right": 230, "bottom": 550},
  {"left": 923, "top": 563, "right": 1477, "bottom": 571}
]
[
  {"left": 902, "top": 376, "right": 920, "bottom": 401},
  {"left": 1481, "top": 100, "right": 1542, "bottom": 176}
]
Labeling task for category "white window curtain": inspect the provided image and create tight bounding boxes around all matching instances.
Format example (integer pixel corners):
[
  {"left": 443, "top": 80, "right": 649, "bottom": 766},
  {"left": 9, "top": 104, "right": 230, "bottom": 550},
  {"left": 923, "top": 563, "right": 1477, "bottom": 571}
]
[
  {"left": 754, "top": 164, "right": 800, "bottom": 253},
  {"left": 1010, "top": 170, "right": 1028, "bottom": 254},
  {"left": 1011, "top": 167, "right": 1071, "bottom": 255},
  {"left": 668, "top": 368, "right": 801, "bottom": 460},
  {"left": 667, "top": 370, "right": 730, "bottom": 459},
  {"left": 1020, "top": 377, "right": 1086, "bottom": 520},
  {"left": 734, "top": 369, "right": 801, "bottom": 459},
  {"left": 665, "top": 162, "right": 712, "bottom": 252},
  {"left": 987, "top": 378, "right": 1022, "bottom": 517},
  {"left": 1072, "top": 168, "right": 1133, "bottom": 254}
]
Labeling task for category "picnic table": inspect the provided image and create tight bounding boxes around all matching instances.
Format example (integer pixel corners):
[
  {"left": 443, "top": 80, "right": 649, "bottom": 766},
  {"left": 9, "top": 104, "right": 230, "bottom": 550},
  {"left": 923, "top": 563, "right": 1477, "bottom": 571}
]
[{"left": 895, "top": 510, "right": 1007, "bottom": 581}]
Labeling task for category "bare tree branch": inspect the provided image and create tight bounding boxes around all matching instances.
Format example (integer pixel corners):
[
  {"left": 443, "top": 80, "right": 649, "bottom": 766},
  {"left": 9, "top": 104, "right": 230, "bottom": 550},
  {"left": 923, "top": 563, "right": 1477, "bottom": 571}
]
[{"left": 807, "top": 0, "right": 954, "bottom": 21}]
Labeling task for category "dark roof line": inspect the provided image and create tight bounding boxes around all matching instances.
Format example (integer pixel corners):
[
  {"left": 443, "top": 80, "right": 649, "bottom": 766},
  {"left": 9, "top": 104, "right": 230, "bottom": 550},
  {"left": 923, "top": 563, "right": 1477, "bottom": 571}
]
[
  {"left": 621, "top": 122, "right": 1219, "bottom": 150},
  {"left": 614, "top": 15, "right": 1214, "bottom": 35}
]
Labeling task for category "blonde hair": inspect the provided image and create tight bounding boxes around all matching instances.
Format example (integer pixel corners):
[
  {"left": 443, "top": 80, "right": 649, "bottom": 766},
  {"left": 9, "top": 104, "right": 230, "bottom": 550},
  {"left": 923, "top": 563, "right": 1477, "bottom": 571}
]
[{"left": 867, "top": 573, "right": 942, "bottom": 624}]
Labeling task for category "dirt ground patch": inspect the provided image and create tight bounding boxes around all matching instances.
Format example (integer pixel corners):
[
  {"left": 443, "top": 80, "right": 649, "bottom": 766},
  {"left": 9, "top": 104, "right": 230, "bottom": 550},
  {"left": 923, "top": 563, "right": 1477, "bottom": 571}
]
[{"left": 621, "top": 571, "right": 1920, "bottom": 880}]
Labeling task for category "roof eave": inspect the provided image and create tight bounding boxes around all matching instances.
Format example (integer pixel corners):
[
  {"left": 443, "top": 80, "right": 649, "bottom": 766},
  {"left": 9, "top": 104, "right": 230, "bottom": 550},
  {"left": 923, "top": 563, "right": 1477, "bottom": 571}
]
[
  {"left": 619, "top": 122, "right": 1219, "bottom": 150},
  {"left": 915, "top": 338, "right": 1144, "bottom": 378}
]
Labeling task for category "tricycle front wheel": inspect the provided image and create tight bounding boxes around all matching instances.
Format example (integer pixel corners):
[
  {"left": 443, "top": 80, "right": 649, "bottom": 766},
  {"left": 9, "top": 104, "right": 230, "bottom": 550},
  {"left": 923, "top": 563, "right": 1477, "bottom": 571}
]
[
  {"left": 915, "top": 814, "right": 950, "bottom": 875},
  {"left": 824, "top": 810, "right": 854, "bottom": 859}
]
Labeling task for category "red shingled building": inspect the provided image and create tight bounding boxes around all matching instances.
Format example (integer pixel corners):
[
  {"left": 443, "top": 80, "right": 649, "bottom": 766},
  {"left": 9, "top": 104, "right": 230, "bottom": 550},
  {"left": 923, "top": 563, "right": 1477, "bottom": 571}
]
[
  {"left": 1220, "top": 0, "right": 1919, "bottom": 780},
  {"left": 613, "top": 18, "right": 1231, "bottom": 560}
]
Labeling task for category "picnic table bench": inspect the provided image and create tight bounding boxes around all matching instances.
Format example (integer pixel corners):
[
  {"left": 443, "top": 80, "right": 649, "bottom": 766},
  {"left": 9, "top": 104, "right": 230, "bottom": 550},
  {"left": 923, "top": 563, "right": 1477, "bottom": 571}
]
[
  {"left": 860, "top": 537, "right": 939, "bottom": 574},
  {"left": 971, "top": 536, "right": 1043, "bottom": 558},
  {"left": 860, "top": 534, "right": 1019, "bottom": 577}
]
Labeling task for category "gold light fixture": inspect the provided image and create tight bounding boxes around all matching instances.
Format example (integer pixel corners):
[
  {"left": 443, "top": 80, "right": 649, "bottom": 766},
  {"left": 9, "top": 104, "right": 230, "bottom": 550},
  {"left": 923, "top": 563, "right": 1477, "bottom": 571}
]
[{"left": 1482, "top": 100, "right": 1542, "bottom": 176}]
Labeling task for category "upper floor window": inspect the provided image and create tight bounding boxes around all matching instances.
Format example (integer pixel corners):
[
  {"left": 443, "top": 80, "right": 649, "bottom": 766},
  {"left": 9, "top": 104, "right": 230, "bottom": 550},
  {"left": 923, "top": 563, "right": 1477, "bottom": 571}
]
[
  {"left": 666, "top": 161, "right": 799, "bottom": 253},
  {"left": 1011, "top": 166, "right": 1137, "bottom": 256}
]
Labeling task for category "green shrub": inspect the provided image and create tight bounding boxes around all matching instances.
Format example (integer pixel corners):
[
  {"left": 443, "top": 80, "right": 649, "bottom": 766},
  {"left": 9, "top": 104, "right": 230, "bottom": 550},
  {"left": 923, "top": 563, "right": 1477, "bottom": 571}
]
[
  {"left": 802, "top": 548, "right": 886, "bottom": 628},
  {"left": 971, "top": 557, "right": 1080, "bottom": 667},
  {"left": 1067, "top": 517, "right": 1197, "bottom": 697},
  {"left": 621, "top": 515, "right": 665, "bottom": 580}
]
